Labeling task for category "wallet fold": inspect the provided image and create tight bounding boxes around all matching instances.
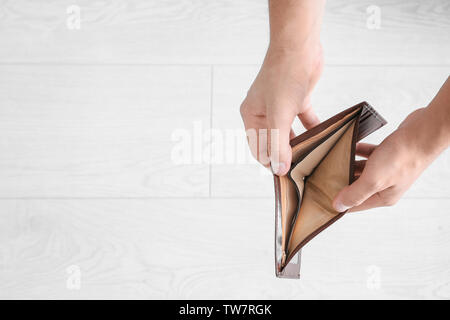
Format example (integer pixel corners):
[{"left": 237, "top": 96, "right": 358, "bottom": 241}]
[{"left": 274, "top": 102, "right": 387, "bottom": 279}]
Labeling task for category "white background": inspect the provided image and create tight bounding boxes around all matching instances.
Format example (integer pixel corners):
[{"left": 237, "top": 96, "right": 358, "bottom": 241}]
[{"left": 0, "top": 0, "right": 449, "bottom": 299}]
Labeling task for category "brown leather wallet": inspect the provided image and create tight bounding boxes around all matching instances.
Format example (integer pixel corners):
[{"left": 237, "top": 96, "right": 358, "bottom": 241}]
[{"left": 274, "top": 102, "right": 387, "bottom": 279}]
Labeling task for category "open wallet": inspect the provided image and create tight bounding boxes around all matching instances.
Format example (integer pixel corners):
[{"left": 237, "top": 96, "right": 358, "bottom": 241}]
[{"left": 274, "top": 102, "right": 387, "bottom": 279}]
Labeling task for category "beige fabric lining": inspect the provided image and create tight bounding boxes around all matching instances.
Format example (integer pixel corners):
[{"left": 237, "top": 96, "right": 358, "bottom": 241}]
[
  {"left": 287, "top": 120, "right": 356, "bottom": 254},
  {"left": 278, "top": 110, "right": 359, "bottom": 256}
]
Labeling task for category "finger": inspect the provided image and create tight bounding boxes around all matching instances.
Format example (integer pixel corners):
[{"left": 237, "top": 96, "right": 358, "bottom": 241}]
[
  {"left": 348, "top": 187, "right": 398, "bottom": 212},
  {"left": 356, "top": 143, "right": 377, "bottom": 158},
  {"left": 298, "top": 106, "right": 320, "bottom": 129},
  {"left": 333, "top": 171, "right": 382, "bottom": 212},
  {"left": 267, "top": 105, "right": 296, "bottom": 176},
  {"left": 289, "top": 128, "right": 296, "bottom": 140},
  {"left": 354, "top": 160, "right": 367, "bottom": 176},
  {"left": 241, "top": 113, "right": 271, "bottom": 167},
  {"left": 347, "top": 192, "right": 384, "bottom": 212},
  {"left": 257, "top": 128, "right": 270, "bottom": 167}
]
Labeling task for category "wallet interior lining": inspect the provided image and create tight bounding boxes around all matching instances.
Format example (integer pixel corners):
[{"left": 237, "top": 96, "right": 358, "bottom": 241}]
[
  {"left": 279, "top": 109, "right": 360, "bottom": 266},
  {"left": 287, "top": 119, "right": 356, "bottom": 259}
]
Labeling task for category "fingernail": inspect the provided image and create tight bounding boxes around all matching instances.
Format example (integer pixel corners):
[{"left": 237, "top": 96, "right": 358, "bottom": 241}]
[
  {"left": 334, "top": 201, "right": 350, "bottom": 212},
  {"left": 271, "top": 162, "right": 286, "bottom": 175}
]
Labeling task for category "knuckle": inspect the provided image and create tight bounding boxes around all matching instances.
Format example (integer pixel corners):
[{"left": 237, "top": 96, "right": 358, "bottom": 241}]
[
  {"left": 362, "top": 178, "right": 378, "bottom": 191},
  {"left": 343, "top": 193, "right": 362, "bottom": 207},
  {"left": 347, "top": 198, "right": 361, "bottom": 207},
  {"left": 363, "top": 175, "right": 383, "bottom": 190}
]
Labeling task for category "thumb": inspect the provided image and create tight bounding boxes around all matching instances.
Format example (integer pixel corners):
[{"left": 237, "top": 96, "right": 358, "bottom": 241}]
[
  {"left": 333, "top": 174, "right": 379, "bottom": 212},
  {"left": 267, "top": 106, "right": 295, "bottom": 176}
]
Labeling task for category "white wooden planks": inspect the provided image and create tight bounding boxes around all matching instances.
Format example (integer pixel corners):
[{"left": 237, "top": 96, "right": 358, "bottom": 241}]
[
  {"left": 0, "top": 0, "right": 448, "bottom": 64},
  {"left": 0, "top": 199, "right": 448, "bottom": 299},
  {"left": 0, "top": 0, "right": 449, "bottom": 300},
  {"left": 0, "top": 65, "right": 211, "bottom": 197}
]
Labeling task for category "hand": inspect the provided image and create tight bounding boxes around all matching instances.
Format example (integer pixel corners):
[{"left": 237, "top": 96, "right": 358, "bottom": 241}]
[
  {"left": 333, "top": 107, "right": 449, "bottom": 212},
  {"left": 240, "top": 44, "right": 323, "bottom": 175}
]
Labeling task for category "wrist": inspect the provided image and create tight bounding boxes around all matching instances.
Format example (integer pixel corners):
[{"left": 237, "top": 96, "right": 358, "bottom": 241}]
[
  {"left": 265, "top": 41, "right": 322, "bottom": 73},
  {"left": 423, "top": 104, "right": 450, "bottom": 152},
  {"left": 268, "top": 37, "right": 320, "bottom": 57},
  {"left": 405, "top": 107, "right": 449, "bottom": 161},
  {"left": 268, "top": 0, "right": 325, "bottom": 54}
]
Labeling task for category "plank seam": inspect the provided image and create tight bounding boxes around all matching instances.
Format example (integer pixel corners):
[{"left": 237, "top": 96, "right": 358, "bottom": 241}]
[{"left": 0, "top": 63, "right": 449, "bottom": 67}]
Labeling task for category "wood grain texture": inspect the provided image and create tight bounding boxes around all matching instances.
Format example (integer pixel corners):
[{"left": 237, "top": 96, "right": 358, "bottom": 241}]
[
  {"left": 0, "top": 0, "right": 448, "bottom": 64},
  {"left": 0, "top": 65, "right": 211, "bottom": 197},
  {"left": 0, "top": 0, "right": 449, "bottom": 300},
  {"left": 211, "top": 65, "right": 450, "bottom": 198},
  {"left": 0, "top": 199, "right": 448, "bottom": 299}
]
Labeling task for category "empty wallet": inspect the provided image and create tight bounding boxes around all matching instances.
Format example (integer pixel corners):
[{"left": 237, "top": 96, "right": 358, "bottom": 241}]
[{"left": 274, "top": 102, "right": 387, "bottom": 279}]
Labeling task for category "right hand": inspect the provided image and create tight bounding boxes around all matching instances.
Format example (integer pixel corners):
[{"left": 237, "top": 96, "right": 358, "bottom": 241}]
[{"left": 240, "top": 43, "right": 323, "bottom": 176}]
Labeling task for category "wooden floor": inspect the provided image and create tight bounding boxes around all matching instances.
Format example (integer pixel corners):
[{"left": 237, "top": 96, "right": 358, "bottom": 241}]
[{"left": 0, "top": 0, "right": 449, "bottom": 299}]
